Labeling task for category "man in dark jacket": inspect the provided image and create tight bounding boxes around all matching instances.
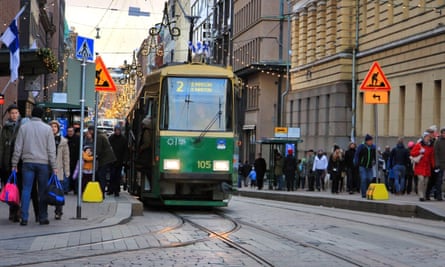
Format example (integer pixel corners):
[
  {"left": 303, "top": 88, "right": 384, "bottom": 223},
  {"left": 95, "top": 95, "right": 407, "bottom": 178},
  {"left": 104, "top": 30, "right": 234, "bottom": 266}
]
[
  {"left": 0, "top": 105, "right": 38, "bottom": 222},
  {"left": 88, "top": 126, "right": 116, "bottom": 197},
  {"left": 344, "top": 142, "right": 358, "bottom": 194},
  {"left": 254, "top": 153, "right": 267, "bottom": 190},
  {"left": 389, "top": 138, "right": 410, "bottom": 195},
  {"left": 283, "top": 149, "right": 297, "bottom": 191},
  {"left": 108, "top": 125, "right": 128, "bottom": 197},
  {"left": 354, "top": 134, "right": 376, "bottom": 198},
  {"left": 66, "top": 126, "right": 80, "bottom": 194}
]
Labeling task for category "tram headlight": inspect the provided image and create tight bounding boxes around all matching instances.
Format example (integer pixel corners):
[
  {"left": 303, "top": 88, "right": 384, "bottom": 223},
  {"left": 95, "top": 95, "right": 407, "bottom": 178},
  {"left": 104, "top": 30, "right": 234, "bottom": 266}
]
[
  {"left": 213, "top": 160, "right": 230, "bottom": 171},
  {"left": 164, "top": 159, "right": 180, "bottom": 170}
]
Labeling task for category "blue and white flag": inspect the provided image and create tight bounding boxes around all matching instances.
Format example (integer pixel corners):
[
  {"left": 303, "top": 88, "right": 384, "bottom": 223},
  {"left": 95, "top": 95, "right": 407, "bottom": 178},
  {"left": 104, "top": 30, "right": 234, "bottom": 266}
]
[
  {"left": 188, "top": 41, "right": 210, "bottom": 57},
  {"left": 0, "top": 6, "right": 26, "bottom": 82}
]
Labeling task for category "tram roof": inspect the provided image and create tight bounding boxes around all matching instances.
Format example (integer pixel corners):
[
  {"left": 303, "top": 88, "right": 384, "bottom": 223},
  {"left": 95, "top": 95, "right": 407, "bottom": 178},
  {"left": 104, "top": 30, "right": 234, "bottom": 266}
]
[
  {"left": 158, "top": 63, "right": 236, "bottom": 78},
  {"left": 256, "top": 137, "right": 303, "bottom": 145}
]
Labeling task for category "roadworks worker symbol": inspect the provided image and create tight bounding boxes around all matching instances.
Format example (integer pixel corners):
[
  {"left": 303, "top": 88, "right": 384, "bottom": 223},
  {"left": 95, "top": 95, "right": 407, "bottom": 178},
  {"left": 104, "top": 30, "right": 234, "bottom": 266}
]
[
  {"left": 95, "top": 56, "right": 116, "bottom": 92},
  {"left": 359, "top": 62, "right": 391, "bottom": 91}
]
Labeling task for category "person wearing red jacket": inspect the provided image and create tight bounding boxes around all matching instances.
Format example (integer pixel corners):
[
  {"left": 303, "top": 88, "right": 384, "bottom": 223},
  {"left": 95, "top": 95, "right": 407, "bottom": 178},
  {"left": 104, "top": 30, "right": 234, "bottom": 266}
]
[{"left": 411, "top": 132, "right": 435, "bottom": 201}]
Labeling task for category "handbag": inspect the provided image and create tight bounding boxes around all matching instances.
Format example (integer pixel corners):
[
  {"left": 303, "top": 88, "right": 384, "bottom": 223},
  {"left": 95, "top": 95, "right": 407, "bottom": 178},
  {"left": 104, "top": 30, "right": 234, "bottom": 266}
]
[
  {"left": 0, "top": 171, "right": 20, "bottom": 206},
  {"left": 44, "top": 174, "right": 65, "bottom": 206}
]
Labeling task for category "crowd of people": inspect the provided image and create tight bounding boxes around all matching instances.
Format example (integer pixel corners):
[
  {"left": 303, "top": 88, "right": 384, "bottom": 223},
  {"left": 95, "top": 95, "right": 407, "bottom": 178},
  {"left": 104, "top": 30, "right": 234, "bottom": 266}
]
[
  {"left": 0, "top": 105, "right": 129, "bottom": 226},
  {"left": 238, "top": 126, "right": 444, "bottom": 202}
]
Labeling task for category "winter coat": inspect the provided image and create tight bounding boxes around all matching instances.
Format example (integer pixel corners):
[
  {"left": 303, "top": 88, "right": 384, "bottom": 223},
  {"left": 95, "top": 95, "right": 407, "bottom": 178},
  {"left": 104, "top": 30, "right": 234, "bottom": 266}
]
[
  {"left": 354, "top": 143, "right": 376, "bottom": 169},
  {"left": 328, "top": 155, "right": 344, "bottom": 175},
  {"left": 434, "top": 136, "right": 445, "bottom": 169},
  {"left": 0, "top": 119, "right": 20, "bottom": 169},
  {"left": 411, "top": 141, "right": 435, "bottom": 177},
  {"left": 389, "top": 143, "right": 410, "bottom": 169},
  {"left": 55, "top": 135, "right": 70, "bottom": 180},
  {"left": 283, "top": 155, "right": 297, "bottom": 177},
  {"left": 108, "top": 133, "right": 128, "bottom": 164},
  {"left": 274, "top": 156, "right": 284, "bottom": 176},
  {"left": 96, "top": 132, "right": 116, "bottom": 167},
  {"left": 312, "top": 154, "right": 328, "bottom": 171}
]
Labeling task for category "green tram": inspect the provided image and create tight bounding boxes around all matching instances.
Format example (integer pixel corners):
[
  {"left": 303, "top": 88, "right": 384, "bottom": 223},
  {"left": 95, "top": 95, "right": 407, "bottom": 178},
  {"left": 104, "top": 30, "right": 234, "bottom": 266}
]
[{"left": 125, "top": 63, "right": 241, "bottom": 207}]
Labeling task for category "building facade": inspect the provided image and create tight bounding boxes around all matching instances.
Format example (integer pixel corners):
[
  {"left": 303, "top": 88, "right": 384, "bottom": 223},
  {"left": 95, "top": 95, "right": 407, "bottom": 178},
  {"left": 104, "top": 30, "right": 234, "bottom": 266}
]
[
  {"left": 233, "top": 0, "right": 290, "bottom": 163},
  {"left": 0, "top": 0, "right": 63, "bottom": 118},
  {"left": 287, "top": 0, "right": 445, "bottom": 154}
]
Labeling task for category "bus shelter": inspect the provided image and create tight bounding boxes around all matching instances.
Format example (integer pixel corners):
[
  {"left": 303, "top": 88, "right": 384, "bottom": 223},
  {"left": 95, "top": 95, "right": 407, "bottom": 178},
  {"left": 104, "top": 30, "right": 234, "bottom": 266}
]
[{"left": 256, "top": 137, "right": 303, "bottom": 190}]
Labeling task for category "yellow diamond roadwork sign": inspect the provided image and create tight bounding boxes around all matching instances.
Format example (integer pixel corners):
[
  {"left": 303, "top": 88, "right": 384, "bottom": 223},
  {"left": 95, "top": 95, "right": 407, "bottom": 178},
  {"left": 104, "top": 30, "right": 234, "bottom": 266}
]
[
  {"left": 364, "top": 91, "right": 388, "bottom": 104},
  {"left": 359, "top": 61, "right": 391, "bottom": 91},
  {"left": 274, "top": 127, "right": 288, "bottom": 138},
  {"left": 95, "top": 56, "right": 117, "bottom": 92}
]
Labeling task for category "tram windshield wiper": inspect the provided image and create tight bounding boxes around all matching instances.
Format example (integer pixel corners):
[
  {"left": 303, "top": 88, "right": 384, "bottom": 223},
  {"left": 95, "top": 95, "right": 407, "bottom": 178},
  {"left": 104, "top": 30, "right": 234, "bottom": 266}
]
[{"left": 194, "top": 99, "right": 222, "bottom": 143}]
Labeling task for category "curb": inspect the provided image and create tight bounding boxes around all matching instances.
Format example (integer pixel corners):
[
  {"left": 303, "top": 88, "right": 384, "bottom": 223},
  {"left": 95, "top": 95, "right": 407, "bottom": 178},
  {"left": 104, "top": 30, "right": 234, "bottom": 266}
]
[{"left": 236, "top": 190, "right": 445, "bottom": 221}]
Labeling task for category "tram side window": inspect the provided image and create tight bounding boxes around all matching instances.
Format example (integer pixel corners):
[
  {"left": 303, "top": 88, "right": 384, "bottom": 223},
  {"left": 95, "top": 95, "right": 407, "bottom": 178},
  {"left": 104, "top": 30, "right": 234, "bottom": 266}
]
[{"left": 160, "top": 81, "right": 169, "bottom": 129}]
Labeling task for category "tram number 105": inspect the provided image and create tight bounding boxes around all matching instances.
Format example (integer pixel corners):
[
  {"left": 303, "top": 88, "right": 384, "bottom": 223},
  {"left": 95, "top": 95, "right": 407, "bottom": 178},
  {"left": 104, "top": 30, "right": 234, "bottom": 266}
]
[{"left": 197, "top": 160, "right": 212, "bottom": 169}]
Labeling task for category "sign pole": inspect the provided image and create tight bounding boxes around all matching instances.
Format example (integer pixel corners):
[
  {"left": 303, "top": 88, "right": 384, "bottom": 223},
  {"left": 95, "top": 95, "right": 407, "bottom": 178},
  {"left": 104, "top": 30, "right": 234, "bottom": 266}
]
[
  {"left": 92, "top": 91, "right": 98, "bottom": 182},
  {"left": 76, "top": 54, "right": 86, "bottom": 219},
  {"left": 374, "top": 103, "right": 380, "bottom": 183}
]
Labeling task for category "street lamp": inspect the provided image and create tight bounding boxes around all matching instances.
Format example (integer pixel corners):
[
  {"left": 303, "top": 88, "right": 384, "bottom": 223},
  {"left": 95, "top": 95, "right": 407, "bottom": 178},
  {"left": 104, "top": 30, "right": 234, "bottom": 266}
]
[
  {"left": 141, "top": 2, "right": 180, "bottom": 57},
  {"left": 119, "top": 50, "right": 143, "bottom": 85}
]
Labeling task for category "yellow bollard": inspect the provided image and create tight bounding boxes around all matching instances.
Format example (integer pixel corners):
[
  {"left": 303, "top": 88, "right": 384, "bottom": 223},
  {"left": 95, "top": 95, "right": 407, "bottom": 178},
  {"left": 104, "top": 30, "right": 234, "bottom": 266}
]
[
  {"left": 82, "top": 181, "right": 103, "bottom": 202},
  {"left": 366, "top": 183, "right": 389, "bottom": 200}
]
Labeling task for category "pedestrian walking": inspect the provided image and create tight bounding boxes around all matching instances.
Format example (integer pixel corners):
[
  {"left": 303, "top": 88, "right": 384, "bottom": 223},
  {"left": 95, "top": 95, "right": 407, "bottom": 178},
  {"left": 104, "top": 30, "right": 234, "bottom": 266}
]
[
  {"left": 344, "top": 142, "right": 358, "bottom": 194},
  {"left": 108, "top": 125, "right": 128, "bottom": 197},
  {"left": 11, "top": 107, "right": 57, "bottom": 226},
  {"left": 0, "top": 105, "right": 39, "bottom": 222},
  {"left": 254, "top": 153, "right": 266, "bottom": 190},
  {"left": 328, "top": 147, "right": 344, "bottom": 194},
  {"left": 433, "top": 128, "right": 445, "bottom": 201},
  {"left": 49, "top": 120, "right": 70, "bottom": 220},
  {"left": 247, "top": 167, "right": 257, "bottom": 188},
  {"left": 66, "top": 126, "right": 80, "bottom": 194},
  {"left": 283, "top": 149, "right": 297, "bottom": 191},
  {"left": 411, "top": 132, "right": 435, "bottom": 201},
  {"left": 354, "top": 134, "right": 376, "bottom": 198},
  {"left": 388, "top": 138, "right": 410, "bottom": 195},
  {"left": 72, "top": 145, "right": 94, "bottom": 193},
  {"left": 313, "top": 149, "right": 328, "bottom": 191},
  {"left": 305, "top": 149, "right": 315, "bottom": 191},
  {"left": 274, "top": 151, "right": 284, "bottom": 190},
  {"left": 87, "top": 126, "right": 116, "bottom": 197}
]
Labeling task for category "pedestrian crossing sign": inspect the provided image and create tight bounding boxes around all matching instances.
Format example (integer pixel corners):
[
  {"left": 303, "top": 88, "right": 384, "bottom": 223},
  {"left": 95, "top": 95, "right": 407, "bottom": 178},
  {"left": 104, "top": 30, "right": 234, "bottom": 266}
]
[
  {"left": 76, "top": 36, "right": 94, "bottom": 61},
  {"left": 95, "top": 56, "right": 116, "bottom": 92},
  {"left": 359, "top": 61, "right": 391, "bottom": 91}
]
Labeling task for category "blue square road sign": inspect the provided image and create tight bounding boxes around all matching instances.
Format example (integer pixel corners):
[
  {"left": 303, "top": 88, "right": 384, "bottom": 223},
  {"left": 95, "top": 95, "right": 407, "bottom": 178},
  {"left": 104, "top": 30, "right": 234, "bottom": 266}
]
[{"left": 76, "top": 36, "right": 94, "bottom": 61}]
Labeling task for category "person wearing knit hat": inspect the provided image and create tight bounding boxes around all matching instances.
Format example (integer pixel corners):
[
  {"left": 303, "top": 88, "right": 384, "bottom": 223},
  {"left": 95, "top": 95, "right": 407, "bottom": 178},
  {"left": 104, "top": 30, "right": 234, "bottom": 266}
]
[
  {"left": 365, "top": 134, "right": 373, "bottom": 142},
  {"left": 354, "top": 134, "right": 376, "bottom": 198}
]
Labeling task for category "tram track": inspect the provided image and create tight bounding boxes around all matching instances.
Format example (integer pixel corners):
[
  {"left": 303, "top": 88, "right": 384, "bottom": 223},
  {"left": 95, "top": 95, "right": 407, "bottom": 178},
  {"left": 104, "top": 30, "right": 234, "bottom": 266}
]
[
  {"left": 0, "top": 214, "right": 206, "bottom": 267},
  {"left": 236, "top": 197, "right": 445, "bottom": 242}
]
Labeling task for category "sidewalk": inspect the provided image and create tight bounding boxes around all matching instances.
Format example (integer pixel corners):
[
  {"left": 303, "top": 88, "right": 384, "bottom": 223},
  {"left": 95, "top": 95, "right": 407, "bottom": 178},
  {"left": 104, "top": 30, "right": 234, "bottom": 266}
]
[
  {"left": 236, "top": 186, "right": 445, "bottom": 221},
  {"left": 0, "top": 191, "right": 139, "bottom": 239}
]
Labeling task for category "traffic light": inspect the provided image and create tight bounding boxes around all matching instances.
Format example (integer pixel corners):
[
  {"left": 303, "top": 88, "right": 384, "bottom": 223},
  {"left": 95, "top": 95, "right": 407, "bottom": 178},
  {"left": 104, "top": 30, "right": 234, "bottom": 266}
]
[{"left": 0, "top": 94, "right": 4, "bottom": 105}]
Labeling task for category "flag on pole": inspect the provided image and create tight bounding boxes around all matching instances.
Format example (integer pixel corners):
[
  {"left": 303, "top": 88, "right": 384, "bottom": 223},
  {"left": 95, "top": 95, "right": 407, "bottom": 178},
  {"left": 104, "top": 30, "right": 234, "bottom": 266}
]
[{"left": 0, "top": 6, "right": 26, "bottom": 82}]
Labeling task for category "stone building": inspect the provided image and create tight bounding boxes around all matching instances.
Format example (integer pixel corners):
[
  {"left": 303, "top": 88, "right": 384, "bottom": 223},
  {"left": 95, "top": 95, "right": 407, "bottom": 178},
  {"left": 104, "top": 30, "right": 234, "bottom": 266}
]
[
  {"left": 233, "top": 0, "right": 290, "bottom": 163},
  {"left": 287, "top": 0, "right": 445, "bottom": 154}
]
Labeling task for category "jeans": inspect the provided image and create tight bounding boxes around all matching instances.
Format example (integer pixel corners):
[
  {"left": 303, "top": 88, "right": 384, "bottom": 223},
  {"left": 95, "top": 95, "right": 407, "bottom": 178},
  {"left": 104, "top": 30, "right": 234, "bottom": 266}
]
[
  {"left": 276, "top": 175, "right": 283, "bottom": 190},
  {"left": 359, "top": 166, "right": 374, "bottom": 198},
  {"left": 314, "top": 170, "right": 325, "bottom": 190},
  {"left": 21, "top": 163, "right": 50, "bottom": 222},
  {"left": 393, "top": 165, "right": 406, "bottom": 193}
]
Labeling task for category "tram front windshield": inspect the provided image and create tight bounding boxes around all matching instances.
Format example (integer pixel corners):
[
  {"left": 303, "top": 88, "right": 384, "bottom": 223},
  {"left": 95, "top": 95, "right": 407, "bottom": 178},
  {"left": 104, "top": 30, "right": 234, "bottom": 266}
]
[{"left": 160, "top": 77, "right": 232, "bottom": 131}]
